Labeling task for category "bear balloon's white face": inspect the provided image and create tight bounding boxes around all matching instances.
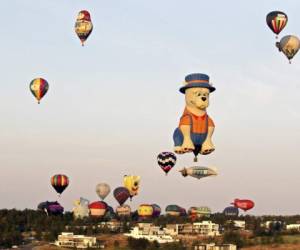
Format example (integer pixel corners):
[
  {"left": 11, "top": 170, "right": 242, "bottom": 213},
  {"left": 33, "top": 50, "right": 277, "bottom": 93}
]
[{"left": 185, "top": 87, "right": 210, "bottom": 111}]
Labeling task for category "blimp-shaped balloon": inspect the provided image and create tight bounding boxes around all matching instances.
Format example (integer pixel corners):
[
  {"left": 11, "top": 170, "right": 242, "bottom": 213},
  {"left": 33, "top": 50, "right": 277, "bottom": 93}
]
[{"left": 180, "top": 166, "right": 217, "bottom": 179}]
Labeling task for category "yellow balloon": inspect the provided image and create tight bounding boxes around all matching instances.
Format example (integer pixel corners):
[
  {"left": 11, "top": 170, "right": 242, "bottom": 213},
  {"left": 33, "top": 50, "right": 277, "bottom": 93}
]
[
  {"left": 138, "top": 204, "right": 153, "bottom": 218},
  {"left": 123, "top": 175, "right": 140, "bottom": 198}
]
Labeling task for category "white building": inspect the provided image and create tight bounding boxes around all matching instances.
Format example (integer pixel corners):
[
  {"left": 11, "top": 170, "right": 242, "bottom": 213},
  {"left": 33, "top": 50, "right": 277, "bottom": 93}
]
[
  {"left": 55, "top": 232, "right": 97, "bottom": 249},
  {"left": 165, "top": 221, "right": 220, "bottom": 236},
  {"left": 194, "top": 243, "right": 237, "bottom": 250},
  {"left": 124, "top": 225, "right": 177, "bottom": 244},
  {"left": 286, "top": 224, "right": 300, "bottom": 231},
  {"left": 193, "top": 221, "right": 220, "bottom": 236},
  {"left": 261, "top": 220, "right": 283, "bottom": 229},
  {"left": 233, "top": 220, "right": 245, "bottom": 230}
]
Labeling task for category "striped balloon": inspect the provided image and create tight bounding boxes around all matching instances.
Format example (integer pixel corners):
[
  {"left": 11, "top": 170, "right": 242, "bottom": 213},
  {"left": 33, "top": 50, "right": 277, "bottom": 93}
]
[
  {"left": 113, "top": 187, "right": 130, "bottom": 206},
  {"left": 29, "top": 78, "right": 49, "bottom": 104},
  {"left": 51, "top": 174, "right": 69, "bottom": 195},
  {"left": 266, "top": 11, "right": 288, "bottom": 37},
  {"left": 157, "top": 152, "right": 177, "bottom": 175}
]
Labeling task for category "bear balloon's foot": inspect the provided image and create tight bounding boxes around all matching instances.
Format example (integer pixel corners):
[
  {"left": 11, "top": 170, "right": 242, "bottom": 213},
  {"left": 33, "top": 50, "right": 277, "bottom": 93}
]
[{"left": 200, "top": 140, "right": 215, "bottom": 155}]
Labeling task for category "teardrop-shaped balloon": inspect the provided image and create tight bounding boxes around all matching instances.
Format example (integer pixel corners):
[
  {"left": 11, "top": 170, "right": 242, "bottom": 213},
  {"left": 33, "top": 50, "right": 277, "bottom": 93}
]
[
  {"left": 157, "top": 152, "right": 177, "bottom": 175},
  {"left": 51, "top": 174, "right": 69, "bottom": 195},
  {"left": 75, "top": 10, "right": 93, "bottom": 46},
  {"left": 113, "top": 187, "right": 130, "bottom": 206},
  {"left": 96, "top": 183, "right": 111, "bottom": 200},
  {"left": 276, "top": 35, "right": 300, "bottom": 63},
  {"left": 266, "top": 11, "right": 288, "bottom": 37},
  {"left": 29, "top": 78, "right": 49, "bottom": 104}
]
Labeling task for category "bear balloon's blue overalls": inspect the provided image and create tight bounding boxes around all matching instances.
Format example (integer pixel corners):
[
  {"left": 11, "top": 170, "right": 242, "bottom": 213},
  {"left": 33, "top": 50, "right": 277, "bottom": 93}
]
[{"left": 173, "top": 114, "right": 208, "bottom": 162}]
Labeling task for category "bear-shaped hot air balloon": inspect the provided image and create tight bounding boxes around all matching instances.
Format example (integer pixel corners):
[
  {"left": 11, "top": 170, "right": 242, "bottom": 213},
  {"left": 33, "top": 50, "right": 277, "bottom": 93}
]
[{"left": 173, "top": 73, "right": 216, "bottom": 162}]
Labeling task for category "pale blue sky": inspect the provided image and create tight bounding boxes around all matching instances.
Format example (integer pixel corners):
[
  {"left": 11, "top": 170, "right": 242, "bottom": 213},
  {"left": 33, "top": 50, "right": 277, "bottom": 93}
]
[{"left": 1, "top": 0, "right": 300, "bottom": 215}]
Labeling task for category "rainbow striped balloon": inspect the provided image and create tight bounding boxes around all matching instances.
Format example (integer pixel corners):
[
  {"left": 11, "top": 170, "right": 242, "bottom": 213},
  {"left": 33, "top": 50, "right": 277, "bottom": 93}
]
[
  {"left": 266, "top": 11, "right": 288, "bottom": 37},
  {"left": 29, "top": 78, "right": 49, "bottom": 104},
  {"left": 51, "top": 174, "right": 69, "bottom": 195}
]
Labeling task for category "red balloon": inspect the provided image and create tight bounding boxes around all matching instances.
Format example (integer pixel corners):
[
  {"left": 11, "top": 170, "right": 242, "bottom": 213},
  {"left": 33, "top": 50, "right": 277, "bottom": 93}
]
[{"left": 231, "top": 199, "right": 254, "bottom": 212}]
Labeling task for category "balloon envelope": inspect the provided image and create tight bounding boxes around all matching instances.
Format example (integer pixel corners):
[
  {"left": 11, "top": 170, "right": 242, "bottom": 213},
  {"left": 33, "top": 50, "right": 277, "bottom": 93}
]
[
  {"left": 30, "top": 78, "right": 49, "bottom": 103},
  {"left": 165, "top": 205, "right": 181, "bottom": 216},
  {"left": 232, "top": 199, "right": 254, "bottom": 212},
  {"left": 75, "top": 10, "right": 93, "bottom": 46},
  {"left": 73, "top": 198, "right": 90, "bottom": 219},
  {"left": 138, "top": 204, "right": 153, "bottom": 218},
  {"left": 266, "top": 11, "right": 288, "bottom": 36},
  {"left": 89, "top": 201, "right": 107, "bottom": 217},
  {"left": 180, "top": 166, "right": 217, "bottom": 179},
  {"left": 157, "top": 152, "right": 177, "bottom": 174},
  {"left": 113, "top": 187, "right": 130, "bottom": 206},
  {"left": 151, "top": 204, "right": 161, "bottom": 217},
  {"left": 116, "top": 204, "right": 131, "bottom": 217},
  {"left": 188, "top": 206, "right": 211, "bottom": 218},
  {"left": 123, "top": 175, "right": 140, "bottom": 198},
  {"left": 38, "top": 201, "right": 64, "bottom": 215},
  {"left": 51, "top": 174, "right": 69, "bottom": 195},
  {"left": 223, "top": 206, "right": 239, "bottom": 217},
  {"left": 96, "top": 183, "right": 111, "bottom": 200},
  {"left": 276, "top": 35, "right": 300, "bottom": 62}
]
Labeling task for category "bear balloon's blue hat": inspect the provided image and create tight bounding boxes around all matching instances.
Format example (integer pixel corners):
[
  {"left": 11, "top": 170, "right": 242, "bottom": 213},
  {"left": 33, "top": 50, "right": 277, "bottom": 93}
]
[{"left": 179, "top": 73, "right": 216, "bottom": 94}]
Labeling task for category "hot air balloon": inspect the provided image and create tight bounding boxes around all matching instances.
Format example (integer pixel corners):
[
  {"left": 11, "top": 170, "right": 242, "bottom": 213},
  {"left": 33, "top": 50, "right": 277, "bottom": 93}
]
[
  {"left": 38, "top": 201, "right": 64, "bottom": 216},
  {"left": 75, "top": 10, "right": 93, "bottom": 46},
  {"left": 29, "top": 78, "right": 49, "bottom": 104},
  {"left": 165, "top": 205, "right": 182, "bottom": 217},
  {"left": 266, "top": 11, "right": 288, "bottom": 38},
  {"left": 151, "top": 204, "right": 161, "bottom": 218},
  {"left": 47, "top": 201, "right": 64, "bottom": 215},
  {"left": 113, "top": 187, "right": 130, "bottom": 206},
  {"left": 179, "top": 166, "right": 217, "bottom": 179},
  {"left": 188, "top": 206, "right": 211, "bottom": 219},
  {"left": 116, "top": 204, "right": 131, "bottom": 217},
  {"left": 157, "top": 152, "right": 177, "bottom": 175},
  {"left": 179, "top": 207, "right": 187, "bottom": 216},
  {"left": 276, "top": 35, "right": 300, "bottom": 63},
  {"left": 96, "top": 183, "right": 111, "bottom": 200},
  {"left": 104, "top": 206, "right": 117, "bottom": 220},
  {"left": 173, "top": 73, "right": 216, "bottom": 162},
  {"left": 138, "top": 204, "right": 154, "bottom": 219},
  {"left": 89, "top": 201, "right": 107, "bottom": 217},
  {"left": 73, "top": 198, "right": 90, "bottom": 219},
  {"left": 232, "top": 199, "right": 254, "bottom": 212},
  {"left": 123, "top": 175, "right": 140, "bottom": 199},
  {"left": 223, "top": 206, "right": 239, "bottom": 217},
  {"left": 51, "top": 174, "right": 69, "bottom": 196}
]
